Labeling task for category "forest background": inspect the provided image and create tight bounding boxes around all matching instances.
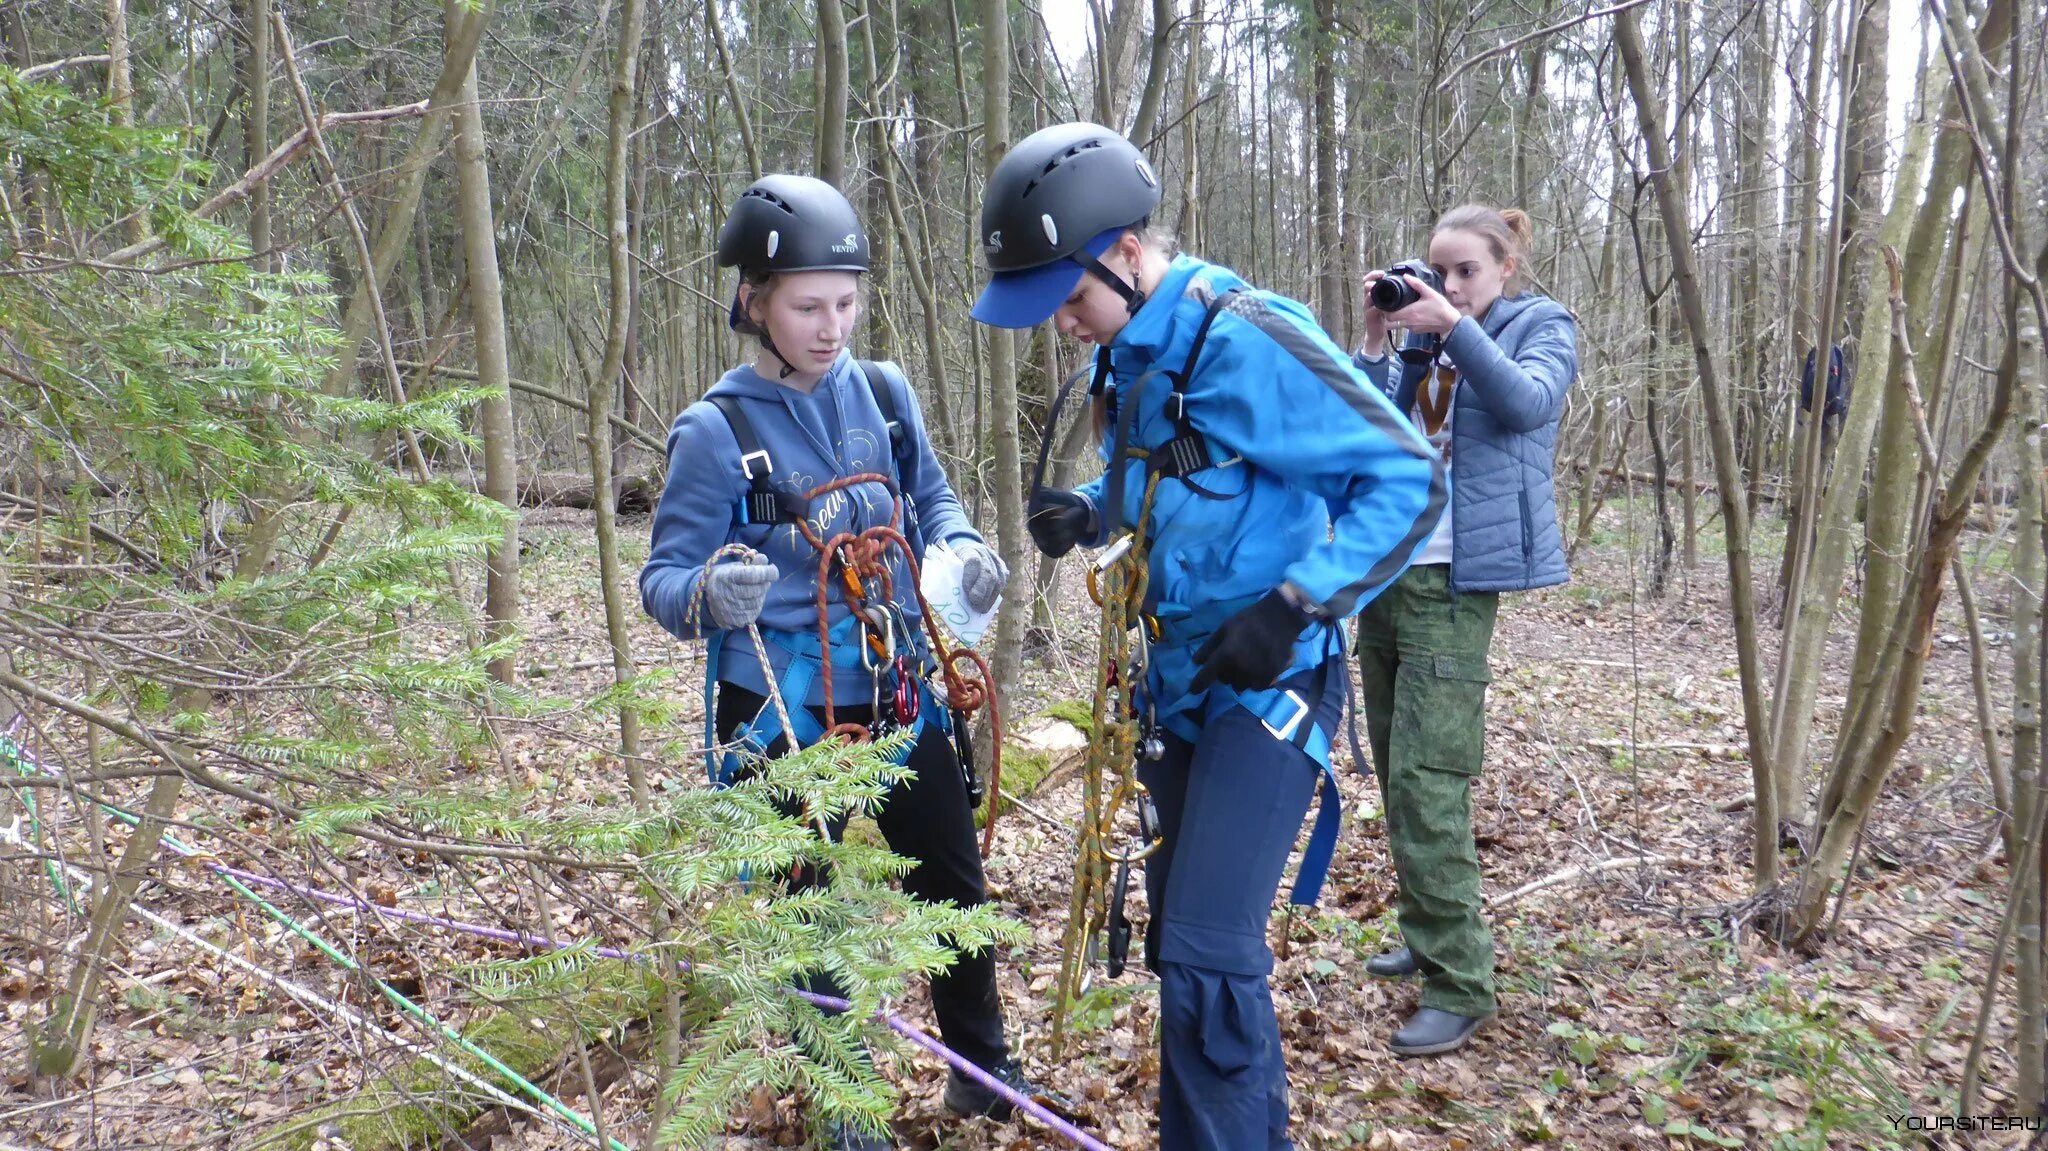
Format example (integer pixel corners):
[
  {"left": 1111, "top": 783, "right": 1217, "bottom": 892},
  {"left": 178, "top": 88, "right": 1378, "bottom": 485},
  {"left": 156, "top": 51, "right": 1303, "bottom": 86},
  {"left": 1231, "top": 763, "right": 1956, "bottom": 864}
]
[{"left": 1, "top": 0, "right": 2045, "bottom": 1145}]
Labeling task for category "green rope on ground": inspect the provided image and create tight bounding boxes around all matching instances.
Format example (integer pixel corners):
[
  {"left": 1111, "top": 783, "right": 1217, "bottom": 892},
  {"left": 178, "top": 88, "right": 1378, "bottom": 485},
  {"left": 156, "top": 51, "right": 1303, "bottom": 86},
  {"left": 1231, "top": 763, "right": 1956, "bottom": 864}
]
[
  {"left": 1, "top": 737, "right": 81, "bottom": 914},
  {"left": 0, "top": 733, "right": 629, "bottom": 1151}
]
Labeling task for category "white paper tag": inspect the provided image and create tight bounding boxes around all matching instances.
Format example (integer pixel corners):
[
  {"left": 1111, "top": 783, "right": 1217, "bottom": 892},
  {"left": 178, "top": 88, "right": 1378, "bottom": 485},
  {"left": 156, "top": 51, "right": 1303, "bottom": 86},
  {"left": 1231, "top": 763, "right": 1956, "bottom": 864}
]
[{"left": 919, "top": 540, "right": 998, "bottom": 647}]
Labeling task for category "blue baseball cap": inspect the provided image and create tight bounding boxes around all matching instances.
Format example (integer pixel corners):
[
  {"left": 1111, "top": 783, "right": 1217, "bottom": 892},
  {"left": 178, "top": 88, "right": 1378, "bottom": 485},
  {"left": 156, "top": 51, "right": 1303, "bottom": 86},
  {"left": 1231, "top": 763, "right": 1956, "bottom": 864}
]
[{"left": 970, "top": 228, "right": 1126, "bottom": 329}]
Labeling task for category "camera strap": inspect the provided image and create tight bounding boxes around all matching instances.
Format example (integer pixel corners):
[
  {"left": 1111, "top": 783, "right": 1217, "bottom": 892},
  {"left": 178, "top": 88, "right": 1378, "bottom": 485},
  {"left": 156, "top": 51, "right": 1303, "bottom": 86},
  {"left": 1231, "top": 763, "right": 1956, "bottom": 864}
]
[{"left": 1396, "top": 333, "right": 1442, "bottom": 367}]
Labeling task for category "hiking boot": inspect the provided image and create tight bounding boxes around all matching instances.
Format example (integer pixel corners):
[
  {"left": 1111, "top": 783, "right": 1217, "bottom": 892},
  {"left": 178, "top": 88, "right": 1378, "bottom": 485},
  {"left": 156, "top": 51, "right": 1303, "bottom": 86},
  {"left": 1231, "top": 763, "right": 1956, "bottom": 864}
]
[
  {"left": 1389, "top": 1006, "right": 1490, "bottom": 1057},
  {"left": 1366, "top": 946, "right": 1419, "bottom": 978},
  {"left": 942, "top": 1058, "right": 1038, "bottom": 1121}
]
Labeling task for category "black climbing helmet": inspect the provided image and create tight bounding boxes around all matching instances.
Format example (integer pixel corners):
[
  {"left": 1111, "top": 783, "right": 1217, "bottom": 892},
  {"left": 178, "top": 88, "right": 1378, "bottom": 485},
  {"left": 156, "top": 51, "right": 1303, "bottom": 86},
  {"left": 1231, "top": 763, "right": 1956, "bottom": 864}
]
[
  {"left": 716, "top": 174, "right": 870, "bottom": 276},
  {"left": 716, "top": 174, "right": 868, "bottom": 334},
  {"left": 970, "top": 123, "right": 1162, "bottom": 327}
]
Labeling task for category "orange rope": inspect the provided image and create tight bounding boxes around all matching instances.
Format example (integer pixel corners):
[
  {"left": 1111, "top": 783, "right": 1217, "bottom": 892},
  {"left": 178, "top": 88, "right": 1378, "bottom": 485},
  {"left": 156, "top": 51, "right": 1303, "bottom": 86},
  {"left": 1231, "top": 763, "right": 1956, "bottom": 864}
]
[{"left": 785, "top": 473, "right": 1004, "bottom": 855}]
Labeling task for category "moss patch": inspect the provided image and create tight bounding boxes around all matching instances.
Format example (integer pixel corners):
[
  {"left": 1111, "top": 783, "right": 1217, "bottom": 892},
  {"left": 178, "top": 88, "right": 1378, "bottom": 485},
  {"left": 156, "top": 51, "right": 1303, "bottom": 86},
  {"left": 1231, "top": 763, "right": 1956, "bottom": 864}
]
[
  {"left": 1039, "top": 698, "right": 1095, "bottom": 735},
  {"left": 980, "top": 747, "right": 1051, "bottom": 828},
  {"left": 258, "top": 960, "right": 662, "bottom": 1150}
]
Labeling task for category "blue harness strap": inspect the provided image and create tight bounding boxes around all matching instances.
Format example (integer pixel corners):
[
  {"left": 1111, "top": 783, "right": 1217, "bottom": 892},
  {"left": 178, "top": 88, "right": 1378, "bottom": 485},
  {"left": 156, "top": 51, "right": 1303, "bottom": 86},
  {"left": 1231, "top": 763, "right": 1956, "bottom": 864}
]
[
  {"left": 1211, "top": 626, "right": 1347, "bottom": 907},
  {"left": 707, "top": 616, "right": 932, "bottom": 787}
]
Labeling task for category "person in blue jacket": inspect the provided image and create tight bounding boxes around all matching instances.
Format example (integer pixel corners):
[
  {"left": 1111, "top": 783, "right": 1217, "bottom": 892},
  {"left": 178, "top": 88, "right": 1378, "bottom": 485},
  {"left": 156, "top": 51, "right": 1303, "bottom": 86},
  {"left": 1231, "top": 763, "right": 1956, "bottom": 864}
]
[
  {"left": 1350, "top": 205, "right": 1579, "bottom": 1056},
  {"left": 971, "top": 123, "right": 1445, "bottom": 1151},
  {"left": 639, "top": 175, "right": 1037, "bottom": 1150}
]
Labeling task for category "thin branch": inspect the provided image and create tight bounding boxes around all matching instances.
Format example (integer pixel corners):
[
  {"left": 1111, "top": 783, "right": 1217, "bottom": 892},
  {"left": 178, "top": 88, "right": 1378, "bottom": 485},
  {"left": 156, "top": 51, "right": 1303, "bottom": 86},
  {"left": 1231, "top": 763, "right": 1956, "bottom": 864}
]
[
  {"left": 99, "top": 102, "right": 429, "bottom": 266},
  {"left": 18, "top": 54, "right": 112, "bottom": 80},
  {"left": 1437, "top": 0, "right": 1658, "bottom": 93}
]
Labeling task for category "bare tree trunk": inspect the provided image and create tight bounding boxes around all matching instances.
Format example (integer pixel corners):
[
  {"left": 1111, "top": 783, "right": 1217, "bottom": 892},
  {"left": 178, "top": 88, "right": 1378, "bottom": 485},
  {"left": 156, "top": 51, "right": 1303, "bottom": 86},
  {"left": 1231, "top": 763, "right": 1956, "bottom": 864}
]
[
  {"left": 452, "top": 20, "right": 521, "bottom": 685},
  {"left": 1569, "top": 397, "right": 1620, "bottom": 564},
  {"left": 593, "top": 0, "right": 646, "bottom": 798},
  {"left": 815, "top": 0, "right": 847, "bottom": 186},
  {"left": 705, "top": 0, "right": 761, "bottom": 181},
  {"left": 1128, "top": 0, "right": 1174, "bottom": 146},
  {"left": 1682, "top": 392, "right": 1698, "bottom": 569},
  {"left": 982, "top": 0, "right": 1027, "bottom": 710},
  {"left": 1645, "top": 319, "right": 1675, "bottom": 597},
  {"left": 1774, "top": 0, "right": 2010, "bottom": 826},
  {"left": 1176, "top": 0, "right": 1204, "bottom": 252},
  {"left": 0, "top": 547, "right": 13, "bottom": 729},
  {"left": 1767, "top": 0, "right": 1902, "bottom": 827},
  {"left": 1311, "top": 0, "right": 1341, "bottom": 339},
  {"left": 1616, "top": 7, "right": 1777, "bottom": 889},
  {"left": 1846, "top": 54, "right": 1951, "bottom": 771},
  {"left": 1511, "top": 6, "right": 1550, "bottom": 210},
  {"left": 33, "top": 743, "right": 193, "bottom": 1077},
  {"left": 1785, "top": 242, "right": 2030, "bottom": 945},
  {"left": 103, "top": 0, "right": 143, "bottom": 245},
  {"left": 2016, "top": 366, "right": 2047, "bottom": 1110},
  {"left": 318, "top": 10, "right": 492, "bottom": 399},
  {"left": 858, "top": 0, "right": 957, "bottom": 460},
  {"left": 1775, "top": 0, "right": 1830, "bottom": 593},
  {"left": 243, "top": 0, "right": 271, "bottom": 273}
]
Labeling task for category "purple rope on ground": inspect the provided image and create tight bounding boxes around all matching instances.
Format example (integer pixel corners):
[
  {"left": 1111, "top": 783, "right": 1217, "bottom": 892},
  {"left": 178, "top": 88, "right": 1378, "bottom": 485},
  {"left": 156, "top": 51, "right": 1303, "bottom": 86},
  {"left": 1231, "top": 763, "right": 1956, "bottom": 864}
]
[{"left": 0, "top": 733, "right": 1114, "bottom": 1151}]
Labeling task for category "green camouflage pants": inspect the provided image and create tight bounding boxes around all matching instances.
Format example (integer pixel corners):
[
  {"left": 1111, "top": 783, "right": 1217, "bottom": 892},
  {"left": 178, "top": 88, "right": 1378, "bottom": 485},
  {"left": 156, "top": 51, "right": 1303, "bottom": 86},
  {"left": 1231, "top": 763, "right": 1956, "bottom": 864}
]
[{"left": 1356, "top": 564, "right": 1499, "bottom": 1018}]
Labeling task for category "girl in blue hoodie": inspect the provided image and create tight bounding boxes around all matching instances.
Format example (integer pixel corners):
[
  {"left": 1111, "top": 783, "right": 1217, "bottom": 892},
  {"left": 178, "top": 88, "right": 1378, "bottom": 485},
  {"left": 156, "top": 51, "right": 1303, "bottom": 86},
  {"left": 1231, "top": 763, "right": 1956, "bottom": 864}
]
[
  {"left": 1350, "top": 205, "right": 1580, "bottom": 1056},
  {"left": 638, "top": 175, "right": 1034, "bottom": 1150}
]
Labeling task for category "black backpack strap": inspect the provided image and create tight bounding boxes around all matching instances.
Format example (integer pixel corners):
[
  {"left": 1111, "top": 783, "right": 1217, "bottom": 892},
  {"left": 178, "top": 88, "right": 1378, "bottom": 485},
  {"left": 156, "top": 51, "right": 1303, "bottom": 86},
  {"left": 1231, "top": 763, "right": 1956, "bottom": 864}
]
[
  {"left": 1149, "top": 287, "right": 1242, "bottom": 485},
  {"left": 857, "top": 359, "right": 911, "bottom": 474},
  {"left": 705, "top": 394, "right": 808, "bottom": 526}
]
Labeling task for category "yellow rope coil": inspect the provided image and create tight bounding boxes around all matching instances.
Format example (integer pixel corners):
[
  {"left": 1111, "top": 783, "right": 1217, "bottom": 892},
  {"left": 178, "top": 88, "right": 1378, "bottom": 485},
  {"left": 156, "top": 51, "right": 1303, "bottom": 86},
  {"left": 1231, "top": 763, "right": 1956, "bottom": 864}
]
[{"left": 1050, "top": 467, "right": 1165, "bottom": 1054}]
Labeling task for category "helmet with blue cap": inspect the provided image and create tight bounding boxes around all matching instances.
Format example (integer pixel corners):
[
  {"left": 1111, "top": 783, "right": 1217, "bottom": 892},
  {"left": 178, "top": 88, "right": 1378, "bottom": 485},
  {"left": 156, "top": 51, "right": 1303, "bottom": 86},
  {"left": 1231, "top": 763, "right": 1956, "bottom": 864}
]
[{"left": 972, "top": 123, "right": 1162, "bottom": 329}]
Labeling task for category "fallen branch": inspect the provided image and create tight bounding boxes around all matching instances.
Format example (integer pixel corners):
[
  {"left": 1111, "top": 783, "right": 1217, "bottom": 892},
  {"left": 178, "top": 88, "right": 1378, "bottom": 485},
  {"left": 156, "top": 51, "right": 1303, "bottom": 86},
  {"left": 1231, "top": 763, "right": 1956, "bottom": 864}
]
[
  {"left": 1487, "top": 854, "right": 1682, "bottom": 909},
  {"left": 393, "top": 359, "right": 668, "bottom": 456},
  {"left": 19, "top": 54, "right": 113, "bottom": 81},
  {"left": 1589, "top": 738, "right": 1745, "bottom": 757},
  {"left": 101, "top": 101, "right": 430, "bottom": 266}
]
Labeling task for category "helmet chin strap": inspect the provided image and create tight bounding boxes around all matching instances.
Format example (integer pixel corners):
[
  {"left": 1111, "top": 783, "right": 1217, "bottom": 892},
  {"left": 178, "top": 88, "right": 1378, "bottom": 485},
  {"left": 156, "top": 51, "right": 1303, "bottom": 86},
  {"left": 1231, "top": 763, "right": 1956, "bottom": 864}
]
[
  {"left": 760, "top": 336, "right": 799, "bottom": 379},
  {"left": 1074, "top": 251, "right": 1147, "bottom": 315}
]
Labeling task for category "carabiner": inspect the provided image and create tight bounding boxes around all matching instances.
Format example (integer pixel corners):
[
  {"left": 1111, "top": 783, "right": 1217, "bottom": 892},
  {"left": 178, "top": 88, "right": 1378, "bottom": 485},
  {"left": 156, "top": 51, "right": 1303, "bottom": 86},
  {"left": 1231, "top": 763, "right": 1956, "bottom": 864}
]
[
  {"left": 839, "top": 544, "right": 868, "bottom": 601},
  {"left": 1104, "top": 782, "right": 1165, "bottom": 864},
  {"left": 893, "top": 656, "right": 919, "bottom": 725}
]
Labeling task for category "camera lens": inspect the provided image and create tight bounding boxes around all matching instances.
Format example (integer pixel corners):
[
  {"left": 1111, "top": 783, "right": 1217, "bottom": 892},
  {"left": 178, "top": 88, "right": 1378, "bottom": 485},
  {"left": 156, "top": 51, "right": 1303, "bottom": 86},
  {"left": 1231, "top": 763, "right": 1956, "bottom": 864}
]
[{"left": 1371, "top": 277, "right": 1413, "bottom": 312}]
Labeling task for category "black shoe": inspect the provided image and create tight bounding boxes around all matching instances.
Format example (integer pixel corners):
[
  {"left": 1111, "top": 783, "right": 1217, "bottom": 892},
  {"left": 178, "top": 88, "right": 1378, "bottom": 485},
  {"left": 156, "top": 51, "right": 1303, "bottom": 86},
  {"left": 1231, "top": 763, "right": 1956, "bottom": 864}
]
[
  {"left": 943, "top": 1058, "right": 1036, "bottom": 1121},
  {"left": 1366, "top": 946, "right": 1419, "bottom": 978},
  {"left": 827, "top": 1120, "right": 895, "bottom": 1150},
  {"left": 1389, "top": 1006, "right": 1490, "bottom": 1057}
]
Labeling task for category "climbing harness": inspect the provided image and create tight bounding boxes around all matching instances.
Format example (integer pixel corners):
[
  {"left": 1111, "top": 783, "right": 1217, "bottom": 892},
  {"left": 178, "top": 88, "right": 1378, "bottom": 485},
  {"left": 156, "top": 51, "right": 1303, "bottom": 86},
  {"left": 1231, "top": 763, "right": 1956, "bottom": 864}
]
[
  {"left": 1031, "top": 282, "right": 1355, "bottom": 1048},
  {"left": 694, "top": 374, "right": 1005, "bottom": 855}
]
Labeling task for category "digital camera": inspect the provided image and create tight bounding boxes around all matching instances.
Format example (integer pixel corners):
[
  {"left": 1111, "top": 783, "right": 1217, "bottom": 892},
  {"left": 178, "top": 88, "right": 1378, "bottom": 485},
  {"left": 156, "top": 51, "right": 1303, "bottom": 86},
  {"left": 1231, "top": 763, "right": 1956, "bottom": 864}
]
[{"left": 1370, "top": 259, "right": 1445, "bottom": 312}]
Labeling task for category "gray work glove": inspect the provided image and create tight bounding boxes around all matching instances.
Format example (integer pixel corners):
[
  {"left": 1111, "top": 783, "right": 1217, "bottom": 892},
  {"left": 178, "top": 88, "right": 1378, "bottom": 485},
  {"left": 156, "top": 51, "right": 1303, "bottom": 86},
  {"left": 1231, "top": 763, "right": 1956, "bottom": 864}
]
[
  {"left": 703, "top": 554, "right": 779, "bottom": 630},
  {"left": 952, "top": 539, "right": 1009, "bottom": 614}
]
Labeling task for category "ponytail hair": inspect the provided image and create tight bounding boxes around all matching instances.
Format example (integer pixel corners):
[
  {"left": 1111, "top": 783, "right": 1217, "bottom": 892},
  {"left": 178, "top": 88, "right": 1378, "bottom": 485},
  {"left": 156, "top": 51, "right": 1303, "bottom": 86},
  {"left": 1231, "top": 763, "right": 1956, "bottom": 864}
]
[{"left": 1435, "top": 204, "right": 1534, "bottom": 295}]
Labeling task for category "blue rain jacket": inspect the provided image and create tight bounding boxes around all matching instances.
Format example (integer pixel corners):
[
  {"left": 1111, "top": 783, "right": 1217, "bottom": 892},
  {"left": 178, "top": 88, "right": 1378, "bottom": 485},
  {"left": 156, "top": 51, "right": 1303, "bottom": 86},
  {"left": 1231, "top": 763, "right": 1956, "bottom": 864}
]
[
  {"left": 638, "top": 352, "right": 979, "bottom": 705},
  {"left": 1072, "top": 256, "right": 1446, "bottom": 740}
]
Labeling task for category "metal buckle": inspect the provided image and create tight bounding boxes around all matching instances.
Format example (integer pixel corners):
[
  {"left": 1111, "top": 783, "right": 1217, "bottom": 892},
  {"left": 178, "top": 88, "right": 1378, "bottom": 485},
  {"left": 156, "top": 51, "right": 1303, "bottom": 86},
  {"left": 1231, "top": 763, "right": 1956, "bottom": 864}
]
[
  {"left": 1262, "top": 689, "right": 1309, "bottom": 742},
  {"left": 1093, "top": 533, "right": 1136, "bottom": 572},
  {"left": 739, "top": 449, "right": 773, "bottom": 479},
  {"left": 1165, "top": 390, "right": 1187, "bottom": 424}
]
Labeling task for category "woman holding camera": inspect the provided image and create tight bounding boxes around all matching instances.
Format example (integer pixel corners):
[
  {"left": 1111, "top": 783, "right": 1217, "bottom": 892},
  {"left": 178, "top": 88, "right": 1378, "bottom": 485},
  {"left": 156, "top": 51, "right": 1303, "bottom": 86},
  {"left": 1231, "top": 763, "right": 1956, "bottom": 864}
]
[
  {"left": 640, "top": 174, "right": 1038, "bottom": 1150},
  {"left": 973, "top": 122, "right": 1444, "bottom": 1149},
  {"left": 1351, "top": 205, "right": 1579, "bottom": 1056}
]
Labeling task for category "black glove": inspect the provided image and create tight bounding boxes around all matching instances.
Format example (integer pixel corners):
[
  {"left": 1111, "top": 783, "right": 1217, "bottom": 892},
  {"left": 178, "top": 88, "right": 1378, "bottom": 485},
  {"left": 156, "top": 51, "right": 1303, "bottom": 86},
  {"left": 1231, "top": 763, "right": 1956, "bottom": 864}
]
[
  {"left": 1191, "top": 589, "right": 1316, "bottom": 693},
  {"left": 1027, "top": 488, "right": 1097, "bottom": 558}
]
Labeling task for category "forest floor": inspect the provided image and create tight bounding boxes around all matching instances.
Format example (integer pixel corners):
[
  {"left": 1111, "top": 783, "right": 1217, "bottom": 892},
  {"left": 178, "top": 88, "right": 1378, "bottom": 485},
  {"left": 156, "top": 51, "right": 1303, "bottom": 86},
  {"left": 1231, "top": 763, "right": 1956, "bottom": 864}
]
[{"left": 0, "top": 496, "right": 2030, "bottom": 1151}]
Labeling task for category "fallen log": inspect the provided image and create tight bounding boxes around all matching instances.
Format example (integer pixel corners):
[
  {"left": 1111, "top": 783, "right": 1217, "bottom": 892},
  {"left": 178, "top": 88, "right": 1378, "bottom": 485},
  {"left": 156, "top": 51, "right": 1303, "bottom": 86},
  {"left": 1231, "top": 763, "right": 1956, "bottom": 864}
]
[{"left": 510, "top": 470, "right": 659, "bottom": 514}]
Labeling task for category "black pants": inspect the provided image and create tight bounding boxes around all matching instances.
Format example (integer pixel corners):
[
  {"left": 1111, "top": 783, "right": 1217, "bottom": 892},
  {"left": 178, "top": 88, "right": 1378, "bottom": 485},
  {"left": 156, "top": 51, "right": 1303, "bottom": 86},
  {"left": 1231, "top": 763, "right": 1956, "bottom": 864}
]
[{"left": 715, "top": 683, "right": 1010, "bottom": 1071}]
